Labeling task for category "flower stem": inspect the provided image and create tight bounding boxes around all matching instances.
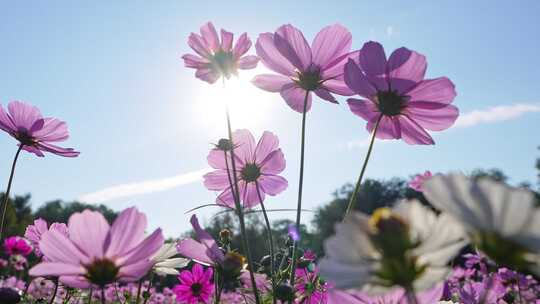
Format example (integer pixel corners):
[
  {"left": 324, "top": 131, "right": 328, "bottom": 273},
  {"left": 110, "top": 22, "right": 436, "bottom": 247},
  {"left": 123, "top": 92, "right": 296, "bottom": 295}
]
[
  {"left": 255, "top": 181, "right": 276, "bottom": 304},
  {"left": 48, "top": 278, "right": 59, "bottom": 304},
  {"left": 224, "top": 103, "right": 261, "bottom": 304},
  {"left": 405, "top": 287, "right": 418, "bottom": 304},
  {"left": 135, "top": 279, "right": 143, "bottom": 304},
  {"left": 289, "top": 90, "right": 310, "bottom": 291},
  {"left": 0, "top": 144, "right": 23, "bottom": 240},
  {"left": 87, "top": 288, "right": 93, "bottom": 304},
  {"left": 101, "top": 287, "right": 106, "bottom": 304},
  {"left": 344, "top": 114, "right": 383, "bottom": 216}
]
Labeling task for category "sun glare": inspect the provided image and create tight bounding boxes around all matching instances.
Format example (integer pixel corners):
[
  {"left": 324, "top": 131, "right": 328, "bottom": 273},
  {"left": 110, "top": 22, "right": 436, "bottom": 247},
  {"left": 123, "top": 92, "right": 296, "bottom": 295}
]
[{"left": 190, "top": 68, "right": 276, "bottom": 132}]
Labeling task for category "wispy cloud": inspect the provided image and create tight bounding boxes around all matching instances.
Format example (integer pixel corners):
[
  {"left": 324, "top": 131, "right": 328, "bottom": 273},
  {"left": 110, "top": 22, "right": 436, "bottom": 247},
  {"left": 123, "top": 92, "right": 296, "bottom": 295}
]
[
  {"left": 386, "top": 25, "right": 396, "bottom": 37},
  {"left": 78, "top": 168, "right": 211, "bottom": 203},
  {"left": 454, "top": 103, "right": 540, "bottom": 128},
  {"left": 346, "top": 103, "right": 540, "bottom": 149}
]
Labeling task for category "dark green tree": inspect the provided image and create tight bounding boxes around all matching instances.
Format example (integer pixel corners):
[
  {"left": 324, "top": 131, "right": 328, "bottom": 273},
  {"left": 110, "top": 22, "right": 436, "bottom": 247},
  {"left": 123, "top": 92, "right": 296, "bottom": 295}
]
[{"left": 34, "top": 200, "right": 118, "bottom": 224}]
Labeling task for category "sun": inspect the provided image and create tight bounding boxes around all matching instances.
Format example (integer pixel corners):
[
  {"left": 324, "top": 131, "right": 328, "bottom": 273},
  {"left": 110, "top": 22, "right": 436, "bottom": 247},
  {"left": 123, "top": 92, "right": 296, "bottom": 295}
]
[{"left": 189, "top": 68, "right": 276, "bottom": 132}]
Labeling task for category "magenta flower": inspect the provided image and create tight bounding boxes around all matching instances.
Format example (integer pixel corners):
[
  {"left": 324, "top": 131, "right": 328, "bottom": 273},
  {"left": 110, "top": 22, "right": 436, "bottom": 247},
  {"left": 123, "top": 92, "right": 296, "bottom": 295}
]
[
  {"left": 295, "top": 267, "right": 329, "bottom": 304},
  {"left": 252, "top": 24, "right": 356, "bottom": 113},
  {"left": 203, "top": 129, "right": 287, "bottom": 208},
  {"left": 408, "top": 170, "right": 433, "bottom": 192},
  {"left": 182, "top": 22, "right": 259, "bottom": 84},
  {"left": 0, "top": 101, "right": 79, "bottom": 157},
  {"left": 3, "top": 236, "right": 32, "bottom": 256},
  {"left": 29, "top": 207, "right": 164, "bottom": 288},
  {"left": 24, "top": 218, "right": 68, "bottom": 257},
  {"left": 173, "top": 263, "right": 214, "bottom": 304},
  {"left": 176, "top": 215, "right": 225, "bottom": 266},
  {"left": 344, "top": 41, "right": 459, "bottom": 144}
]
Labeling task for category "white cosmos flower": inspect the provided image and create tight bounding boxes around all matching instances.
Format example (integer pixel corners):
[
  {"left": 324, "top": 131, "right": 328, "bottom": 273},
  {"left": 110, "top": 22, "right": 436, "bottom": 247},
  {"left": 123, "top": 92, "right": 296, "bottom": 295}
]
[
  {"left": 151, "top": 242, "right": 189, "bottom": 276},
  {"left": 423, "top": 173, "right": 540, "bottom": 275},
  {"left": 319, "top": 200, "right": 465, "bottom": 294}
]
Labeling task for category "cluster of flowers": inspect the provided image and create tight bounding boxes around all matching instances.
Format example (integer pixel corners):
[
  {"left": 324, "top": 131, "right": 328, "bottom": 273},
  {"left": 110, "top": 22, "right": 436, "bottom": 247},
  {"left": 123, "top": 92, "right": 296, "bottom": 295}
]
[{"left": 0, "top": 18, "right": 538, "bottom": 304}]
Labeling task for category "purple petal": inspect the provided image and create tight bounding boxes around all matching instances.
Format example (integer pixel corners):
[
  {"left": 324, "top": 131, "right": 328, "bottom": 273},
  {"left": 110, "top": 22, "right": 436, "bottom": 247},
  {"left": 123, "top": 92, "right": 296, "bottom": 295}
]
[
  {"left": 407, "top": 77, "right": 457, "bottom": 104},
  {"left": 256, "top": 33, "right": 295, "bottom": 76},
  {"left": 216, "top": 186, "right": 235, "bottom": 207},
  {"left": 36, "top": 142, "right": 80, "bottom": 157},
  {"left": 233, "top": 33, "right": 252, "bottom": 59},
  {"left": 323, "top": 79, "right": 354, "bottom": 96},
  {"left": 259, "top": 175, "right": 288, "bottom": 196},
  {"left": 207, "top": 148, "right": 242, "bottom": 169},
  {"left": 359, "top": 41, "right": 387, "bottom": 78},
  {"left": 59, "top": 276, "right": 91, "bottom": 289},
  {"left": 195, "top": 68, "right": 220, "bottom": 84},
  {"left": 117, "top": 228, "right": 164, "bottom": 267},
  {"left": 254, "top": 131, "right": 279, "bottom": 162},
  {"left": 242, "top": 182, "right": 261, "bottom": 208},
  {"left": 274, "top": 24, "right": 312, "bottom": 71},
  {"left": 369, "top": 115, "right": 401, "bottom": 140},
  {"left": 0, "top": 104, "right": 16, "bottom": 134},
  {"left": 177, "top": 238, "right": 214, "bottom": 265},
  {"left": 8, "top": 101, "right": 43, "bottom": 130},
  {"left": 279, "top": 83, "right": 312, "bottom": 113},
  {"left": 190, "top": 215, "right": 225, "bottom": 262},
  {"left": 237, "top": 55, "right": 259, "bottom": 69},
  {"left": 21, "top": 145, "right": 45, "bottom": 157},
  {"left": 220, "top": 29, "right": 233, "bottom": 51},
  {"left": 344, "top": 59, "right": 377, "bottom": 97},
  {"left": 406, "top": 102, "right": 459, "bottom": 131},
  {"left": 29, "top": 118, "right": 44, "bottom": 133},
  {"left": 31, "top": 118, "right": 69, "bottom": 142},
  {"left": 118, "top": 259, "right": 154, "bottom": 282},
  {"left": 232, "top": 129, "right": 256, "bottom": 164},
  {"left": 105, "top": 207, "right": 147, "bottom": 257},
  {"left": 398, "top": 115, "right": 435, "bottom": 145},
  {"left": 182, "top": 54, "right": 209, "bottom": 69},
  {"left": 203, "top": 170, "right": 231, "bottom": 191},
  {"left": 311, "top": 24, "right": 352, "bottom": 68},
  {"left": 252, "top": 74, "right": 292, "bottom": 93},
  {"left": 387, "top": 47, "right": 426, "bottom": 93},
  {"left": 260, "top": 149, "right": 286, "bottom": 175},
  {"left": 187, "top": 33, "right": 211, "bottom": 58},
  {"left": 29, "top": 262, "right": 84, "bottom": 277},
  {"left": 314, "top": 88, "right": 337, "bottom": 103},
  {"left": 347, "top": 98, "right": 379, "bottom": 122},
  {"left": 39, "top": 230, "right": 89, "bottom": 264},
  {"left": 199, "top": 22, "right": 219, "bottom": 52},
  {"left": 68, "top": 210, "right": 110, "bottom": 259}
]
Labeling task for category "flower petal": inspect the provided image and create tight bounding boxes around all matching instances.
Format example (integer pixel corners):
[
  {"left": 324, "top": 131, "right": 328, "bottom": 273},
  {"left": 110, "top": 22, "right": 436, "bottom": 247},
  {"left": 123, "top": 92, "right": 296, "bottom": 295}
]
[
  {"left": 29, "top": 262, "right": 85, "bottom": 277},
  {"left": 203, "top": 170, "right": 231, "bottom": 191},
  {"left": 407, "top": 77, "right": 457, "bottom": 104},
  {"left": 187, "top": 33, "right": 211, "bottom": 58},
  {"left": 105, "top": 207, "right": 147, "bottom": 257},
  {"left": 279, "top": 83, "right": 312, "bottom": 113},
  {"left": 347, "top": 98, "right": 379, "bottom": 122},
  {"left": 220, "top": 29, "right": 233, "bottom": 51},
  {"left": 314, "top": 88, "right": 337, "bottom": 103},
  {"left": 387, "top": 47, "right": 426, "bottom": 93},
  {"left": 369, "top": 115, "right": 401, "bottom": 140},
  {"left": 177, "top": 238, "right": 214, "bottom": 265},
  {"left": 323, "top": 79, "right": 354, "bottom": 96},
  {"left": 344, "top": 59, "right": 377, "bottom": 98},
  {"left": 182, "top": 54, "right": 209, "bottom": 69},
  {"left": 233, "top": 33, "right": 252, "bottom": 59},
  {"left": 311, "top": 24, "right": 352, "bottom": 68},
  {"left": 36, "top": 142, "right": 80, "bottom": 157},
  {"left": 119, "top": 259, "right": 154, "bottom": 282},
  {"left": 242, "top": 182, "right": 261, "bottom": 208},
  {"left": 195, "top": 68, "right": 220, "bottom": 84},
  {"left": 199, "top": 22, "right": 219, "bottom": 52},
  {"left": 39, "top": 230, "right": 89, "bottom": 264},
  {"left": 118, "top": 228, "right": 164, "bottom": 267},
  {"left": 406, "top": 102, "right": 459, "bottom": 131},
  {"left": 398, "top": 115, "right": 434, "bottom": 144},
  {"left": 359, "top": 41, "right": 387, "bottom": 78},
  {"left": 232, "top": 129, "right": 257, "bottom": 164},
  {"left": 274, "top": 24, "right": 312, "bottom": 71},
  {"left": 68, "top": 210, "right": 110, "bottom": 259},
  {"left": 32, "top": 118, "right": 69, "bottom": 142},
  {"left": 216, "top": 186, "right": 235, "bottom": 207},
  {"left": 8, "top": 101, "right": 43, "bottom": 131},
  {"left": 0, "top": 104, "right": 16, "bottom": 133},
  {"left": 237, "top": 55, "right": 259, "bottom": 69},
  {"left": 254, "top": 131, "right": 279, "bottom": 162},
  {"left": 190, "top": 215, "right": 225, "bottom": 263},
  {"left": 260, "top": 149, "right": 286, "bottom": 175},
  {"left": 252, "top": 74, "right": 292, "bottom": 93},
  {"left": 259, "top": 175, "right": 288, "bottom": 196},
  {"left": 256, "top": 33, "right": 295, "bottom": 76}
]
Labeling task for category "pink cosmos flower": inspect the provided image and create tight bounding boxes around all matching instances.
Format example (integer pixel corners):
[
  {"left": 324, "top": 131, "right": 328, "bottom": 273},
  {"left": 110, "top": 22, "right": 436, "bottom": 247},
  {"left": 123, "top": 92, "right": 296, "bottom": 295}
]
[
  {"left": 24, "top": 218, "right": 68, "bottom": 257},
  {"left": 408, "top": 171, "right": 433, "bottom": 192},
  {"left": 29, "top": 207, "right": 164, "bottom": 288},
  {"left": 0, "top": 101, "right": 79, "bottom": 157},
  {"left": 173, "top": 263, "right": 214, "bottom": 304},
  {"left": 182, "top": 22, "right": 259, "bottom": 84},
  {"left": 203, "top": 129, "right": 288, "bottom": 208},
  {"left": 3, "top": 236, "right": 32, "bottom": 256},
  {"left": 176, "top": 215, "right": 225, "bottom": 266},
  {"left": 295, "top": 267, "right": 329, "bottom": 304},
  {"left": 344, "top": 41, "right": 459, "bottom": 145},
  {"left": 252, "top": 24, "right": 356, "bottom": 113}
]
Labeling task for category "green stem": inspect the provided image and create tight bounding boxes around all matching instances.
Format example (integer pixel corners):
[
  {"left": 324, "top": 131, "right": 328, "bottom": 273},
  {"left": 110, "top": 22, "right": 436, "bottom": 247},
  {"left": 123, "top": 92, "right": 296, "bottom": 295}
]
[
  {"left": 224, "top": 103, "right": 261, "bottom": 304},
  {"left": 255, "top": 181, "right": 276, "bottom": 304},
  {"left": 0, "top": 145, "right": 23, "bottom": 240},
  {"left": 142, "top": 273, "right": 154, "bottom": 304},
  {"left": 135, "top": 279, "right": 143, "bottom": 304},
  {"left": 289, "top": 90, "right": 310, "bottom": 291},
  {"left": 87, "top": 288, "right": 93, "bottom": 304},
  {"left": 101, "top": 287, "right": 105, "bottom": 304},
  {"left": 344, "top": 114, "right": 383, "bottom": 216}
]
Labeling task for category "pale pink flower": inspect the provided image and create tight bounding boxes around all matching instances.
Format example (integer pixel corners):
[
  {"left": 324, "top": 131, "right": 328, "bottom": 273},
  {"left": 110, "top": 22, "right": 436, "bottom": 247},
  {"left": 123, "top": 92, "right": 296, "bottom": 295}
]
[
  {"left": 29, "top": 207, "right": 164, "bottom": 288},
  {"left": 409, "top": 171, "right": 433, "bottom": 192},
  {"left": 24, "top": 218, "right": 68, "bottom": 257},
  {"left": 183, "top": 22, "right": 259, "bottom": 84}
]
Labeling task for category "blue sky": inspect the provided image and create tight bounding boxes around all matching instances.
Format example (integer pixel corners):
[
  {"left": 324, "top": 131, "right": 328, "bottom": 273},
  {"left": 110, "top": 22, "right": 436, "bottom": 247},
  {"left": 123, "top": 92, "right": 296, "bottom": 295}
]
[{"left": 0, "top": 1, "right": 539, "bottom": 237}]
